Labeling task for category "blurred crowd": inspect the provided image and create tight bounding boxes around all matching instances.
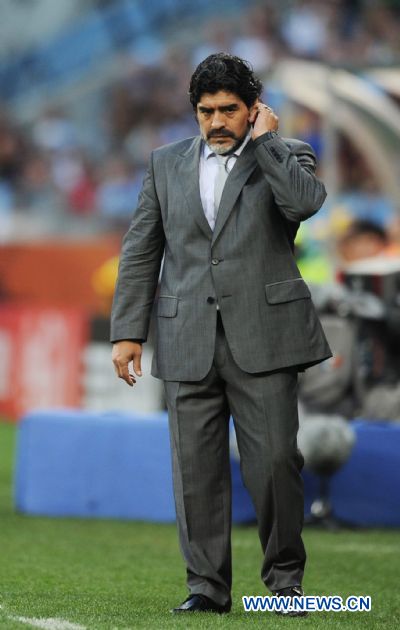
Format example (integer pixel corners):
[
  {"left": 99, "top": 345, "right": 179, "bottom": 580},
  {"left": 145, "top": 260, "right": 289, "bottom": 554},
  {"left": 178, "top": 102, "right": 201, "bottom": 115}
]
[{"left": 0, "top": 0, "right": 399, "bottom": 241}]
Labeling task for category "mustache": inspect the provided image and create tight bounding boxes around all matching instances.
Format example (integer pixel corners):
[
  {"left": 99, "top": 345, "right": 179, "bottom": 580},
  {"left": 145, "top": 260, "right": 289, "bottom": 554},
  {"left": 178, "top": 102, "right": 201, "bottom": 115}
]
[{"left": 207, "top": 130, "right": 235, "bottom": 139}]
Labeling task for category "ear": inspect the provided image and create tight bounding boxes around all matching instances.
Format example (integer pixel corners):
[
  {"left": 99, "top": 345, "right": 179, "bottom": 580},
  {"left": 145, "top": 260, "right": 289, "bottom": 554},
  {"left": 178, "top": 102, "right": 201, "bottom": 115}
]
[{"left": 248, "top": 99, "right": 260, "bottom": 124}]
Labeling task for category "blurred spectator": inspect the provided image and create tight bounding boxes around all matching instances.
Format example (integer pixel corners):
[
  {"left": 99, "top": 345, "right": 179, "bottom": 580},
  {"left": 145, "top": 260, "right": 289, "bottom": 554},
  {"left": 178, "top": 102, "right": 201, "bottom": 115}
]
[
  {"left": 280, "top": 0, "right": 330, "bottom": 58},
  {"left": 32, "top": 107, "right": 79, "bottom": 153},
  {"left": 16, "top": 152, "right": 67, "bottom": 220},
  {"left": 67, "top": 155, "right": 97, "bottom": 215},
  {"left": 0, "top": 113, "right": 24, "bottom": 185},
  {"left": 0, "top": 180, "right": 14, "bottom": 216},
  {"left": 231, "top": 6, "right": 274, "bottom": 73},
  {"left": 290, "top": 107, "right": 323, "bottom": 160},
  {"left": 336, "top": 219, "right": 400, "bottom": 264},
  {"left": 334, "top": 186, "right": 396, "bottom": 230},
  {"left": 95, "top": 154, "right": 141, "bottom": 227},
  {"left": 363, "top": 3, "right": 400, "bottom": 64},
  {"left": 51, "top": 150, "right": 84, "bottom": 194},
  {"left": 191, "top": 21, "right": 233, "bottom": 68}
]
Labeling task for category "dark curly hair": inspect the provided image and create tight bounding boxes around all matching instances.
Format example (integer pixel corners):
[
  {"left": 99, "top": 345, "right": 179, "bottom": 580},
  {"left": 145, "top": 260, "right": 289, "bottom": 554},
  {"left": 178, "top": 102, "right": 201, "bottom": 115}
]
[{"left": 189, "top": 53, "right": 263, "bottom": 110}]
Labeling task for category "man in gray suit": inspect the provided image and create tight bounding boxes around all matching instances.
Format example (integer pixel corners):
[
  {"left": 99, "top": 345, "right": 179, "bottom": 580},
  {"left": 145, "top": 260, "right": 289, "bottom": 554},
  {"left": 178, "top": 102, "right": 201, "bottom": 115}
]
[{"left": 111, "top": 53, "right": 332, "bottom": 616}]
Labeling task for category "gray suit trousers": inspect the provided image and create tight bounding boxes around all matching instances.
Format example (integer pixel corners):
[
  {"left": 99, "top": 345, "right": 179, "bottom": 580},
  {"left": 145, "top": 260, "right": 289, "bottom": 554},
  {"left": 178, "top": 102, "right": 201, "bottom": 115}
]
[{"left": 164, "top": 313, "right": 306, "bottom": 606}]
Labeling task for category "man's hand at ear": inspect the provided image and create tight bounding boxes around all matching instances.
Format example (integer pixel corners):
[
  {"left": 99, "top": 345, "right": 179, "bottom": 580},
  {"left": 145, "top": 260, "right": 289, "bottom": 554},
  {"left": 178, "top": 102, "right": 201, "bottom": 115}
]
[
  {"left": 112, "top": 340, "right": 143, "bottom": 386},
  {"left": 249, "top": 100, "right": 279, "bottom": 140}
]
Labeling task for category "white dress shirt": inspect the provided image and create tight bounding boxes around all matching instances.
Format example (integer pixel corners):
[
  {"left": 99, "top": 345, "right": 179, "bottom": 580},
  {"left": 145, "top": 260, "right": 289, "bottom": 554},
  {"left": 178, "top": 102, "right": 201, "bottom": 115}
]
[{"left": 199, "top": 131, "right": 252, "bottom": 230}]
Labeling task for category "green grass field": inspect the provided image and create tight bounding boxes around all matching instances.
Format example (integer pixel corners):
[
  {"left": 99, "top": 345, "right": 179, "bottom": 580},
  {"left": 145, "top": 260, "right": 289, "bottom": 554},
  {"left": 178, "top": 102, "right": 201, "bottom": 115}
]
[{"left": 0, "top": 420, "right": 399, "bottom": 629}]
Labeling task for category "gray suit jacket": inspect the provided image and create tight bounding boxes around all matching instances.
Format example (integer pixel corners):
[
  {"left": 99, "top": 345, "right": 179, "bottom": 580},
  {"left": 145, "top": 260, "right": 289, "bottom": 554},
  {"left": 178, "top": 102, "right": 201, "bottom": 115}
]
[{"left": 110, "top": 133, "right": 332, "bottom": 380}]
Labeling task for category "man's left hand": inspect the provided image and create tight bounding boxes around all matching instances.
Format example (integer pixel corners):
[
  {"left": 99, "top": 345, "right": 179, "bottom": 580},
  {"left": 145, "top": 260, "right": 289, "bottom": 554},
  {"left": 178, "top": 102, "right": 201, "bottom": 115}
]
[{"left": 249, "top": 101, "right": 279, "bottom": 140}]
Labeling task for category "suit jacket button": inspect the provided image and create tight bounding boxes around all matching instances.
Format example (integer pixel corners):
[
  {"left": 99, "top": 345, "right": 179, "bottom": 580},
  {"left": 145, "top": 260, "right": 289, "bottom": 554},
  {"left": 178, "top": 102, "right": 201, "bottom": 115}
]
[
  {"left": 207, "top": 297, "right": 215, "bottom": 304},
  {"left": 211, "top": 258, "right": 219, "bottom": 265}
]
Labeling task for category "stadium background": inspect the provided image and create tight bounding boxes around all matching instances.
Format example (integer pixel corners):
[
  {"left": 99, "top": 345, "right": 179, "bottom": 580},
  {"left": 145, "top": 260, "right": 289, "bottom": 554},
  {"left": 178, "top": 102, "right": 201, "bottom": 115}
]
[{"left": 0, "top": 0, "right": 399, "bottom": 628}]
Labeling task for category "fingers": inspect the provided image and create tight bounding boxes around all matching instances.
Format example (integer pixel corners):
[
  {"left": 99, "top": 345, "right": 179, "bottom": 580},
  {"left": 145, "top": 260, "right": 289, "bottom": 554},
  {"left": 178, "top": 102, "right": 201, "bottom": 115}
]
[
  {"left": 250, "top": 102, "right": 279, "bottom": 139},
  {"left": 133, "top": 352, "right": 142, "bottom": 377},
  {"left": 122, "top": 363, "right": 136, "bottom": 387},
  {"left": 258, "top": 102, "right": 279, "bottom": 128},
  {"left": 112, "top": 341, "right": 143, "bottom": 387},
  {"left": 112, "top": 356, "right": 135, "bottom": 386},
  {"left": 249, "top": 102, "right": 279, "bottom": 132}
]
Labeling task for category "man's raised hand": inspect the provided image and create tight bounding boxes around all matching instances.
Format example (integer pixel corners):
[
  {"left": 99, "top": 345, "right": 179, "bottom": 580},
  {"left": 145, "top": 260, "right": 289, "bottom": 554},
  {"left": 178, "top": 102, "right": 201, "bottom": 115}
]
[{"left": 249, "top": 100, "right": 279, "bottom": 140}]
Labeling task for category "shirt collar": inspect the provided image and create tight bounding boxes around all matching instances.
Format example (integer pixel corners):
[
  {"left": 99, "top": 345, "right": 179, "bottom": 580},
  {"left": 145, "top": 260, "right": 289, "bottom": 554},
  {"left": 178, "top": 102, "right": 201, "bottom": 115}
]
[{"left": 203, "top": 130, "right": 252, "bottom": 160}]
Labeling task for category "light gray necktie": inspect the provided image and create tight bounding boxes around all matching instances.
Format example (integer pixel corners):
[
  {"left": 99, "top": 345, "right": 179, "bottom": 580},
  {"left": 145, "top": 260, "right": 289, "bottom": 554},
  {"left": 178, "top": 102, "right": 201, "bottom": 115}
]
[{"left": 213, "top": 154, "right": 229, "bottom": 222}]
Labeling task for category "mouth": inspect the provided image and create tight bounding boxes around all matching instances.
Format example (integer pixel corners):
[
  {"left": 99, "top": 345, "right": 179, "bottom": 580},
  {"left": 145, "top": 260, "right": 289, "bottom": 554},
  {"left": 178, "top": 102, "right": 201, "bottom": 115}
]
[
  {"left": 208, "top": 131, "right": 234, "bottom": 138},
  {"left": 209, "top": 135, "right": 233, "bottom": 141}
]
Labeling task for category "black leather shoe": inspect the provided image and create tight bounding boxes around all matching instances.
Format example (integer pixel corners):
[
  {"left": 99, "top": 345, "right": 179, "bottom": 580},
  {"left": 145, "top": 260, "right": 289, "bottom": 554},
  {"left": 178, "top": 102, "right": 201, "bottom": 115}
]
[
  {"left": 273, "top": 585, "right": 308, "bottom": 617},
  {"left": 171, "top": 594, "right": 231, "bottom": 614}
]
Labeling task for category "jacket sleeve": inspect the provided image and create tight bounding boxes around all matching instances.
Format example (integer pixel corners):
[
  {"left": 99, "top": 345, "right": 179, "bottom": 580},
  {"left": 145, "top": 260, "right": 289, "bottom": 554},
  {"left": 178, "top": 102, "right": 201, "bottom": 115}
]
[
  {"left": 110, "top": 151, "right": 165, "bottom": 343},
  {"left": 253, "top": 133, "right": 327, "bottom": 222}
]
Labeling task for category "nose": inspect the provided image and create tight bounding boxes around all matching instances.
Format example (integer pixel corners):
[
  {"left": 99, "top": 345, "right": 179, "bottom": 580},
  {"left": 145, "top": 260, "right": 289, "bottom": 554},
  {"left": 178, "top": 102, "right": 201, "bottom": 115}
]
[{"left": 211, "top": 112, "right": 225, "bottom": 129}]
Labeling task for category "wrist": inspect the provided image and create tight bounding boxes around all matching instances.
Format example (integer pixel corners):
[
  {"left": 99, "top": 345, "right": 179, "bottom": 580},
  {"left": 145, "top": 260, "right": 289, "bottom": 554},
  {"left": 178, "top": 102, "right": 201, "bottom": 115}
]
[
  {"left": 253, "top": 130, "right": 279, "bottom": 146},
  {"left": 112, "top": 339, "right": 143, "bottom": 344}
]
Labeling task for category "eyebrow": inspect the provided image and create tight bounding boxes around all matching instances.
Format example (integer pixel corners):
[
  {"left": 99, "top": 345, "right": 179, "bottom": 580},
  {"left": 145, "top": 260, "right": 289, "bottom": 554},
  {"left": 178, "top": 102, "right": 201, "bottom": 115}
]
[{"left": 198, "top": 104, "right": 239, "bottom": 113}]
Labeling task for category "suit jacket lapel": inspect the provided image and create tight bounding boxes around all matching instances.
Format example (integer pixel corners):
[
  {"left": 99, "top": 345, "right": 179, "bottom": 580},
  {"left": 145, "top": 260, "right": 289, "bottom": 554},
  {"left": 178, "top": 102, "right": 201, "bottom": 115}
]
[
  {"left": 174, "top": 136, "right": 213, "bottom": 240},
  {"left": 212, "top": 140, "right": 258, "bottom": 244}
]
